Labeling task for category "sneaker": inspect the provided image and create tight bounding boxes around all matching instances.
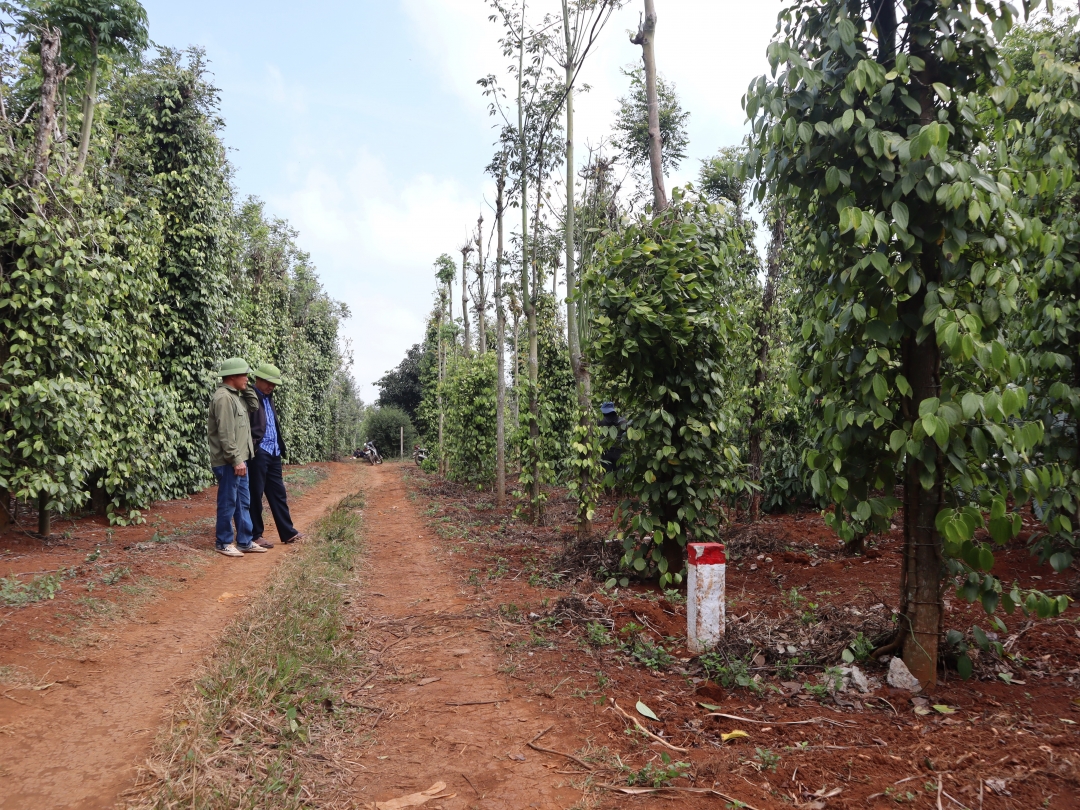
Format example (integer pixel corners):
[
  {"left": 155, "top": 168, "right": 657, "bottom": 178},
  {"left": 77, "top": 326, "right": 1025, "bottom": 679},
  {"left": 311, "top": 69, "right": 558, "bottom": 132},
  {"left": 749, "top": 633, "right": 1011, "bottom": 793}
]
[
  {"left": 216, "top": 544, "right": 244, "bottom": 558},
  {"left": 254, "top": 537, "right": 274, "bottom": 549},
  {"left": 282, "top": 532, "right": 302, "bottom": 544},
  {"left": 239, "top": 543, "right": 268, "bottom": 554}
]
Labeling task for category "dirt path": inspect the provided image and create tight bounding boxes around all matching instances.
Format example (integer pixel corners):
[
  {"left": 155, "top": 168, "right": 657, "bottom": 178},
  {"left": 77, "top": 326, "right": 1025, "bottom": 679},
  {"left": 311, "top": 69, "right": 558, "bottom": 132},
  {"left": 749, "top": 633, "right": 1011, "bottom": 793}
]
[
  {"left": 347, "top": 465, "right": 586, "bottom": 809},
  {"left": 0, "top": 462, "right": 363, "bottom": 810}
]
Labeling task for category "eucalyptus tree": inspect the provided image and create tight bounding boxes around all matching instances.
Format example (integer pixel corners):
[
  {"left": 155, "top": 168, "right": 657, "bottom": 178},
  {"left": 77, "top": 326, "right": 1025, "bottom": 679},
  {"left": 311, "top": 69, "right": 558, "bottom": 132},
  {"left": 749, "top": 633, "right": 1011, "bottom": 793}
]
[
  {"left": 491, "top": 154, "right": 510, "bottom": 507},
  {"left": 459, "top": 238, "right": 475, "bottom": 355},
  {"left": 472, "top": 214, "right": 494, "bottom": 356},
  {"left": 628, "top": 0, "right": 666, "bottom": 212},
  {"left": 433, "top": 253, "right": 457, "bottom": 475},
  {"left": 613, "top": 67, "right": 688, "bottom": 182},
  {"left": 481, "top": 0, "right": 565, "bottom": 522},
  {"left": 746, "top": 0, "right": 1066, "bottom": 686},
  {"left": 549, "top": 0, "right": 624, "bottom": 535}
]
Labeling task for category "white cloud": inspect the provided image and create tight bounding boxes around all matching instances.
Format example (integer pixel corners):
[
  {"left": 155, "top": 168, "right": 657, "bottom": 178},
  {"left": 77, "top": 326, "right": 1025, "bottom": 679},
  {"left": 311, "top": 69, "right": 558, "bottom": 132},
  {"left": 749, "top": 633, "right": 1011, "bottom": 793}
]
[{"left": 270, "top": 148, "right": 488, "bottom": 401}]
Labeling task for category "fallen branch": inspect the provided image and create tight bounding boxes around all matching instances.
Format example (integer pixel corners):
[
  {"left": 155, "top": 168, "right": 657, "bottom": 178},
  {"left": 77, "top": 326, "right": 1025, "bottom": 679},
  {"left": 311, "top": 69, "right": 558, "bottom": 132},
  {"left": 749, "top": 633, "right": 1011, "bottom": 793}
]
[
  {"left": 526, "top": 726, "right": 595, "bottom": 772},
  {"left": 446, "top": 699, "right": 504, "bottom": 706},
  {"left": 597, "top": 784, "right": 762, "bottom": 809},
  {"left": 706, "top": 712, "right": 855, "bottom": 728},
  {"left": 865, "top": 696, "right": 898, "bottom": 716},
  {"left": 609, "top": 699, "right": 688, "bottom": 753}
]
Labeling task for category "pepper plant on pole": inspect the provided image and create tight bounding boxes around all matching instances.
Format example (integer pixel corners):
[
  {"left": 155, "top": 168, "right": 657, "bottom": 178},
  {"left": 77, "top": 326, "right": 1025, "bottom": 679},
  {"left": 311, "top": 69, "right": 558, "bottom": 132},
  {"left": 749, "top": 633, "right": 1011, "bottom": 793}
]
[{"left": 746, "top": 0, "right": 1066, "bottom": 687}]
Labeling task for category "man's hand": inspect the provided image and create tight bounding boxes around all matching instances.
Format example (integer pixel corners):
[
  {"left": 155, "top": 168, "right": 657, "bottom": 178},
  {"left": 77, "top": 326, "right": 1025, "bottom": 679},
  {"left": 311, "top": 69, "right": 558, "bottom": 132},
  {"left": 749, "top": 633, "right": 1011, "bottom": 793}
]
[{"left": 234, "top": 461, "right": 247, "bottom": 476}]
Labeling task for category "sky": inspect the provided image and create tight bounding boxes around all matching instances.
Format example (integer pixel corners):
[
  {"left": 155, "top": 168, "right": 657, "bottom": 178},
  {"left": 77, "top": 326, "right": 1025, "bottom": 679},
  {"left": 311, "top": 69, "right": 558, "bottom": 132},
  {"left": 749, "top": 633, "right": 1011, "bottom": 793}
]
[{"left": 141, "top": 0, "right": 786, "bottom": 402}]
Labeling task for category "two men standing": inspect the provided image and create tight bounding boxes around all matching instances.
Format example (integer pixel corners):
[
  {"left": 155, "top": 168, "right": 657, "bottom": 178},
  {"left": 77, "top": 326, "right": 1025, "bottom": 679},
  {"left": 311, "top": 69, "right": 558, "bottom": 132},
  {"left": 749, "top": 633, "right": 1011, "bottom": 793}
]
[{"left": 206, "top": 359, "right": 299, "bottom": 556}]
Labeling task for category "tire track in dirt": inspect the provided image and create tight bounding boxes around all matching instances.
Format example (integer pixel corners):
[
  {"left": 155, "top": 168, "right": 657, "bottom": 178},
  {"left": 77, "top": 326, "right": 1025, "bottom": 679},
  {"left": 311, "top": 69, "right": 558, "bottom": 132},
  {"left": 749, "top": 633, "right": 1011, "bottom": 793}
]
[
  {"left": 0, "top": 461, "right": 364, "bottom": 810},
  {"left": 347, "top": 465, "right": 585, "bottom": 810}
]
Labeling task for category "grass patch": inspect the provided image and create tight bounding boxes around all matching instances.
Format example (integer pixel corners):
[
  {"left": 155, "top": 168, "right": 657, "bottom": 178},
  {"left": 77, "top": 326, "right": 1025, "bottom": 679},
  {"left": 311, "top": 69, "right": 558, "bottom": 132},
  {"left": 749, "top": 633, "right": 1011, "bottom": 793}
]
[
  {"left": 126, "top": 490, "right": 368, "bottom": 810},
  {"left": 283, "top": 465, "right": 330, "bottom": 497}
]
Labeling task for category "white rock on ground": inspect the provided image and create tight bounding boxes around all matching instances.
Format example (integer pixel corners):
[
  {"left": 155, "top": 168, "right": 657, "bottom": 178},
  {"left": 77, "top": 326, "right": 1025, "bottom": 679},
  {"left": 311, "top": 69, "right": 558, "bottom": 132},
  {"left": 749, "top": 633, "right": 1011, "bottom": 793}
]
[
  {"left": 850, "top": 665, "right": 871, "bottom": 693},
  {"left": 887, "top": 656, "right": 922, "bottom": 692}
]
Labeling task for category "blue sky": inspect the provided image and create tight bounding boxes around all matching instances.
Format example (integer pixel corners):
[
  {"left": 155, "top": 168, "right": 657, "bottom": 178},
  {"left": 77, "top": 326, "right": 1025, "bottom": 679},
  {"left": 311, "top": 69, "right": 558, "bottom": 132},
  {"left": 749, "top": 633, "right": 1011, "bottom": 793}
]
[{"left": 142, "top": 0, "right": 784, "bottom": 401}]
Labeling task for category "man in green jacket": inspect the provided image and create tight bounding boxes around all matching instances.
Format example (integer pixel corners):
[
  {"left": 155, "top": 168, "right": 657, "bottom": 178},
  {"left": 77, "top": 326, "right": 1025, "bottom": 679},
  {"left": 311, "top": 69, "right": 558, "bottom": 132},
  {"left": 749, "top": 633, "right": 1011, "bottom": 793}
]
[{"left": 207, "top": 358, "right": 267, "bottom": 557}]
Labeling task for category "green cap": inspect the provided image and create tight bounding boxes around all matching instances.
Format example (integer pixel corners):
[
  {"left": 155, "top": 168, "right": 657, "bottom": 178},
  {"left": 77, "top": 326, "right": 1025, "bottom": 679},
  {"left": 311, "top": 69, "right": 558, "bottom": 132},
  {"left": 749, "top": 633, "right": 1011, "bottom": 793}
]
[
  {"left": 218, "top": 357, "right": 250, "bottom": 377},
  {"left": 253, "top": 362, "right": 283, "bottom": 385}
]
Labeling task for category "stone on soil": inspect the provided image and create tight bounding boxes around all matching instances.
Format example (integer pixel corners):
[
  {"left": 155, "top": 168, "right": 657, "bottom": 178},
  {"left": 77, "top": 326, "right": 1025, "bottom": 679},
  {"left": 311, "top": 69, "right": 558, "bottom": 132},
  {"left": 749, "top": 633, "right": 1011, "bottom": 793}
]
[{"left": 887, "top": 656, "right": 922, "bottom": 692}]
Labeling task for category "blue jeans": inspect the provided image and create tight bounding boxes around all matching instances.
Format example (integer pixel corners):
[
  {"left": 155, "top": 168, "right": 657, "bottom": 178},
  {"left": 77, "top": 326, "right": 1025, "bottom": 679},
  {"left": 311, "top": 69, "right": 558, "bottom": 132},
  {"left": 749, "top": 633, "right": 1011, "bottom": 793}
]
[{"left": 212, "top": 464, "right": 254, "bottom": 549}]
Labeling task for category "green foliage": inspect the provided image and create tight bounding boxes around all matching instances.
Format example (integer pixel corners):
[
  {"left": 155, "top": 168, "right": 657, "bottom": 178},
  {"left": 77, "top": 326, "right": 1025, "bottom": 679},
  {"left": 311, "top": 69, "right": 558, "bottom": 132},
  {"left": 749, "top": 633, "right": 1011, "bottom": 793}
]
[
  {"left": 361, "top": 407, "right": 418, "bottom": 460},
  {"left": 1002, "top": 15, "right": 1080, "bottom": 573},
  {"left": 745, "top": 0, "right": 1068, "bottom": 621},
  {"left": 376, "top": 343, "right": 424, "bottom": 422},
  {"left": 613, "top": 66, "right": 690, "bottom": 176},
  {"left": 512, "top": 293, "right": 575, "bottom": 507},
  {"left": 0, "top": 169, "right": 166, "bottom": 518},
  {"left": 444, "top": 352, "right": 498, "bottom": 484},
  {"left": 753, "top": 748, "right": 780, "bottom": 772},
  {"left": 0, "top": 571, "right": 64, "bottom": 606},
  {"left": 585, "top": 620, "right": 615, "bottom": 648},
  {"left": 626, "top": 752, "right": 689, "bottom": 788},
  {"left": 583, "top": 190, "right": 752, "bottom": 586},
  {"left": 699, "top": 650, "right": 761, "bottom": 693},
  {"left": 0, "top": 29, "right": 360, "bottom": 520}
]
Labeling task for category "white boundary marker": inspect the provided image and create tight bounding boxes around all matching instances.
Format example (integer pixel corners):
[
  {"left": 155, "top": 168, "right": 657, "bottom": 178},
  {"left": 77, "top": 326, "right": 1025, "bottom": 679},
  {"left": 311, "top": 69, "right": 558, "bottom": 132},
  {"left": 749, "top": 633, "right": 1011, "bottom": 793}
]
[{"left": 687, "top": 542, "right": 726, "bottom": 653}]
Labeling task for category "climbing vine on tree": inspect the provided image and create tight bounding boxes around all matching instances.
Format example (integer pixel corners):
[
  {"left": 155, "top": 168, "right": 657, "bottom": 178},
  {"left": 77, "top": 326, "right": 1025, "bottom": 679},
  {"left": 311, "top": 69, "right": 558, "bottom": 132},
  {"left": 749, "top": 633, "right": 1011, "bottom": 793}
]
[
  {"left": 583, "top": 191, "right": 752, "bottom": 588},
  {"left": 746, "top": 0, "right": 1067, "bottom": 686}
]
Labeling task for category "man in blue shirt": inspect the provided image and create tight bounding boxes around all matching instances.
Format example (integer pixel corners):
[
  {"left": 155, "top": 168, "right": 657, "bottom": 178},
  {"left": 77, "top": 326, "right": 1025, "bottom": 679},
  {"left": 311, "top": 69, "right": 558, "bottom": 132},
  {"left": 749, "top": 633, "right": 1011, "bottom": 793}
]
[{"left": 248, "top": 363, "right": 301, "bottom": 548}]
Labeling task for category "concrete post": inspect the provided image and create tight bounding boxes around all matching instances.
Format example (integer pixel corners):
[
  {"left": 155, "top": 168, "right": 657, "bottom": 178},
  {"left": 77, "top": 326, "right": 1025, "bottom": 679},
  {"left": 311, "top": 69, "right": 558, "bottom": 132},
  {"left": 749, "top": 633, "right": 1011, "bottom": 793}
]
[{"left": 687, "top": 542, "right": 725, "bottom": 653}]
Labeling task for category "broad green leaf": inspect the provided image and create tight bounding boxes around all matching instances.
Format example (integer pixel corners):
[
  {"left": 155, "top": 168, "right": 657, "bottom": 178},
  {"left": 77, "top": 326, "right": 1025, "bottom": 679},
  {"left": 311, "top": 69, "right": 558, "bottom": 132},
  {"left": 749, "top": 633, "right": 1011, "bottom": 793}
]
[{"left": 636, "top": 701, "right": 659, "bottom": 721}]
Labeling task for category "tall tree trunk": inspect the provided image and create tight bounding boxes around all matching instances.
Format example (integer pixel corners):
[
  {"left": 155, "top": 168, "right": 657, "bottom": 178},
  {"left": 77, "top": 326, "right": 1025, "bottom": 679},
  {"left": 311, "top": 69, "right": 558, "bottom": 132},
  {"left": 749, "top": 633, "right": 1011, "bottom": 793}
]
[
  {"left": 899, "top": 287, "right": 943, "bottom": 687},
  {"left": 475, "top": 215, "right": 487, "bottom": 355},
  {"left": 893, "top": 40, "right": 945, "bottom": 689},
  {"left": 748, "top": 212, "right": 785, "bottom": 522},
  {"left": 511, "top": 299, "right": 521, "bottom": 430},
  {"left": 631, "top": 0, "right": 667, "bottom": 213},
  {"left": 32, "top": 27, "right": 62, "bottom": 186},
  {"left": 0, "top": 487, "right": 9, "bottom": 532},
  {"left": 563, "top": 7, "right": 595, "bottom": 537},
  {"left": 74, "top": 43, "right": 99, "bottom": 175},
  {"left": 437, "top": 297, "right": 447, "bottom": 477},
  {"left": 495, "top": 172, "right": 507, "bottom": 508},
  {"left": 460, "top": 244, "right": 473, "bottom": 356},
  {"left": 37, "top": 491, "right": 50, "bottom": 537},
  {"left": 516, "top": 21, "right": 541, "bottom": 525}
]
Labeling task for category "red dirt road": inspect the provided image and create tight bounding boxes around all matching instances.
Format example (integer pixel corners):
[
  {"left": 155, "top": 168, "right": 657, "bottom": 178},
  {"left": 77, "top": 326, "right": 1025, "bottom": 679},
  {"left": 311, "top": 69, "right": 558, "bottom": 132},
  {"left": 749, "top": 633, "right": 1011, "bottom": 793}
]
[
  {"left": 0, "top": 462, "right": 363, "bottom": 810},
  {"left": 343, "top": 464, "right": 585, "bottom": 809}
]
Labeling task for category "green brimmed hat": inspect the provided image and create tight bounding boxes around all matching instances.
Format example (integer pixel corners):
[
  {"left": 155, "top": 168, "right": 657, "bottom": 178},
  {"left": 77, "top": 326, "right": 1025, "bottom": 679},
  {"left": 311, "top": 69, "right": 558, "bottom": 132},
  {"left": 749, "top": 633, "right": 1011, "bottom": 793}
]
[
  {"left": 253, "top": 362, "right": 283, "bottom": 385},
  {"left": 218, "top": 357, "right": 250, "bottom": 377}
]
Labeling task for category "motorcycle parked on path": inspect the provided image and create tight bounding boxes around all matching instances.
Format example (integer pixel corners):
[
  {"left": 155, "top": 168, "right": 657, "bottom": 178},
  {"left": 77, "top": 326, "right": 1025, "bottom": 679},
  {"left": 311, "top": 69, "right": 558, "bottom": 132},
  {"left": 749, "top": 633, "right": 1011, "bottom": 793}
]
[
  {"left": 360, "top": 441, "right": 382, "bottom": 465},
  {"left": 412, "top": 445, "right": 428, "bottom": 467}
]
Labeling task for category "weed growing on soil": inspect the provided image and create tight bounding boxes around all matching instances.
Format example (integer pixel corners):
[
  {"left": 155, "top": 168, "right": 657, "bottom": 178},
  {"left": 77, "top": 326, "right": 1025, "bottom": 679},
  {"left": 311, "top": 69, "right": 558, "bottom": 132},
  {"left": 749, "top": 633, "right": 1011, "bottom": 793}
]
[
  {"left": 699, "top": 650, "right": 761, "bottom": 693},
  {"left": 127, "top": 491, "right": 367, "bottom": 810},
  {"left": 0, "top": 571, "right": 66, "bottom": 606},
  {"left": 585, "top": 621, "right": 614, "bottom": 647},
  {"left": 752, "top": 747, "right": 780, "bottom": 772},
  {"left": 626, "top": 752, "right": 689, "bottom": 787},
  {"left": 102, "top": 566, "right": 130, "bottom": 586}
]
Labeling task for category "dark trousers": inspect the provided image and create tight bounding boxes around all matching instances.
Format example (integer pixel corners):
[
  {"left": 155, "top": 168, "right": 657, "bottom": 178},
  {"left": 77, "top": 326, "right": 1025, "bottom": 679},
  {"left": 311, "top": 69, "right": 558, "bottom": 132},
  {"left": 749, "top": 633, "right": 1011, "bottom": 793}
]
[{"left": 248, "top": 449, "right": 298, "bottom": 541}]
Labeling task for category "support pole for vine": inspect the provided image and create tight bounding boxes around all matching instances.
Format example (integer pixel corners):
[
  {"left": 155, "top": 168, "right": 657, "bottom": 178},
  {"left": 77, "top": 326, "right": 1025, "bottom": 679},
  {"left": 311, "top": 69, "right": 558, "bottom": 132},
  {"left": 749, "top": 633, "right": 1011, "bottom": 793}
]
[{"left": 687, "top": 543, "right": 726, "bottom": 652}]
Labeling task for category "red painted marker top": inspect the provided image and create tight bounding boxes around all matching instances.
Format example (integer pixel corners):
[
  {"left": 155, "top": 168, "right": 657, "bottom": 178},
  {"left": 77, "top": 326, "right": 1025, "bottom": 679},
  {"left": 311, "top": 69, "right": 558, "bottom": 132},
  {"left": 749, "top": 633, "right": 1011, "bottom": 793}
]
[{"left": 687, "top": 543, "right": 726, "bottom": 566}]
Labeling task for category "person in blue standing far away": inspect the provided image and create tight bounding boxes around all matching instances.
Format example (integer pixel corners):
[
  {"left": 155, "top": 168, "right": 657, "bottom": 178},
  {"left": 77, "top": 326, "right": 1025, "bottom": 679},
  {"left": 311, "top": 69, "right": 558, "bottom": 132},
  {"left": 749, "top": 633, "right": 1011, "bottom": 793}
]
[
  {"left": 206, "top": 358, "right": 266, "bottom": 557},
  {"left": 247, "top": 363, "right": 302, "bottom": 548}
]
